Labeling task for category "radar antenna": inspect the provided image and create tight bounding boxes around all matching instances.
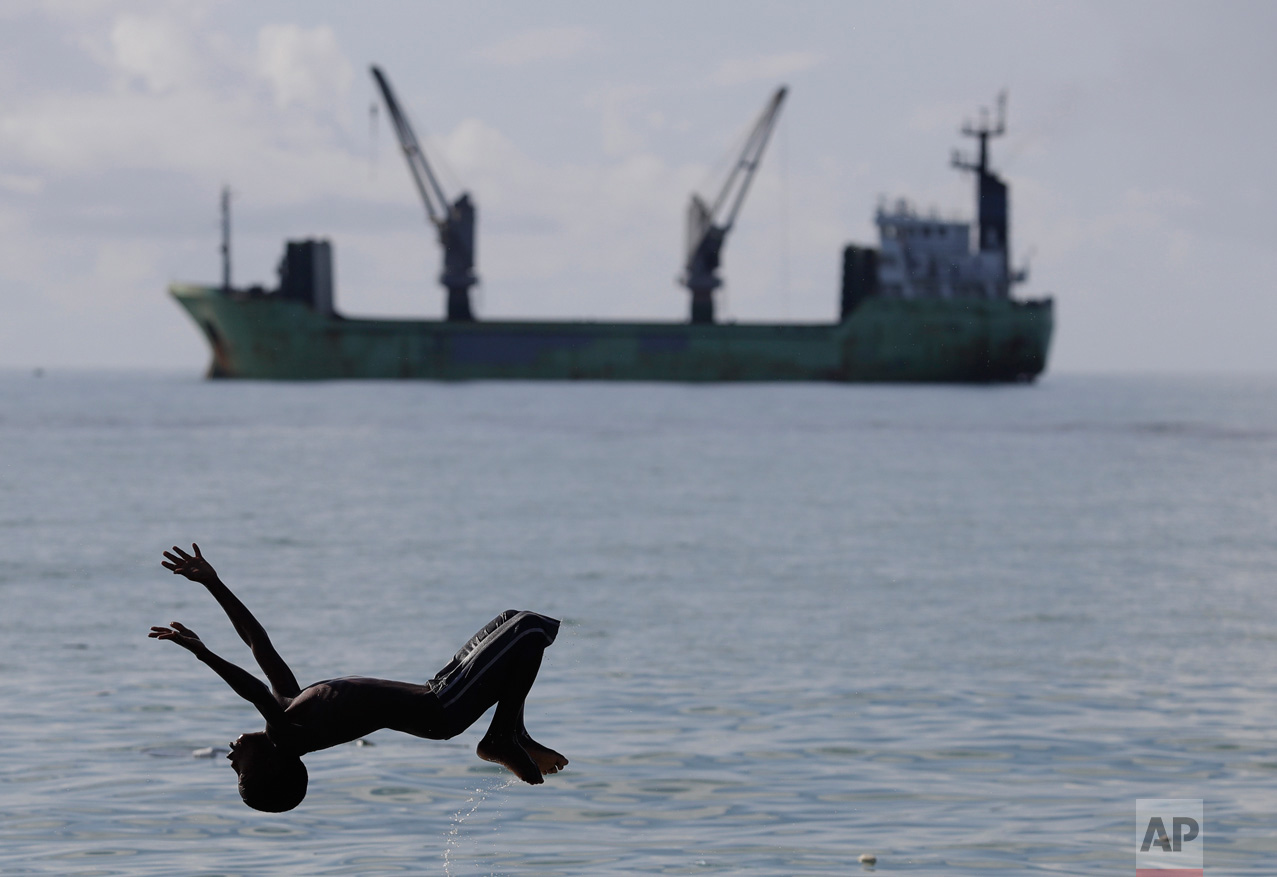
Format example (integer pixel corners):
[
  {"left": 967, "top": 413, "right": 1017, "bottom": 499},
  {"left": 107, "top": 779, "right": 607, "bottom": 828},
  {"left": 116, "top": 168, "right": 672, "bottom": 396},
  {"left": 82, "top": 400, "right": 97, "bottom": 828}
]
[
  {"left": 950, "top": 90, "right": 1006, "bottom": 179},
  {"left": 950, "top": 91, "right": 1013, "bottom": 287}
]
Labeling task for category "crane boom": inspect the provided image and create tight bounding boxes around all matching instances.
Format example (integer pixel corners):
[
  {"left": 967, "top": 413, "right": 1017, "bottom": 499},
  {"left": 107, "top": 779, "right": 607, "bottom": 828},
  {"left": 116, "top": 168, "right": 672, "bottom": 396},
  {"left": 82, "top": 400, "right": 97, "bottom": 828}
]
[
  {"left": 370, "top": 65, "right": 477, "bottom": 321},
  {"left": 681, "top": 86, "right": 787, "bottom": 324}
]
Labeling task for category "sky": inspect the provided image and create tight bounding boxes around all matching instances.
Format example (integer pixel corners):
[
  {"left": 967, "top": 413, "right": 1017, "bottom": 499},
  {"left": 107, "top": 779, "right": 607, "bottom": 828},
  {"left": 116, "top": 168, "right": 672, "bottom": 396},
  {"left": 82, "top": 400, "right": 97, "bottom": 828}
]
[{"left": 1, "top": 0, "right": 1274, "bottom": 374}]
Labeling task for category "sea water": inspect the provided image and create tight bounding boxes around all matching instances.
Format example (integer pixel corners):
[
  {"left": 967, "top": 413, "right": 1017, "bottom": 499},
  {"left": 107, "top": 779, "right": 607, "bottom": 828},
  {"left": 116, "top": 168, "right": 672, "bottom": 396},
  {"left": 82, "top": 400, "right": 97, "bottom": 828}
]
[{"left": 1, "top": 371, "right": 1275, "bottom": 875}]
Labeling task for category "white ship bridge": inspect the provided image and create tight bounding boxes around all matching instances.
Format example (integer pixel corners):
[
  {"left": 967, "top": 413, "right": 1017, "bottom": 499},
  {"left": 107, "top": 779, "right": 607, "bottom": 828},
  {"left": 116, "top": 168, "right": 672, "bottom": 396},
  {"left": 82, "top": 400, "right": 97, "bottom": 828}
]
[{"left": 874, "top": 199, "right": 1016, "bottom": 301}]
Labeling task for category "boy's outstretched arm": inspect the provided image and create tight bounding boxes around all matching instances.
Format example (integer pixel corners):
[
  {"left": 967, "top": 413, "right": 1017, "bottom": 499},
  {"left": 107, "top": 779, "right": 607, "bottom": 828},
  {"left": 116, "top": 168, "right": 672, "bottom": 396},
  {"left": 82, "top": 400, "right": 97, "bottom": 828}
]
[
  {"left": 148, "top": 622, "right": 291, "bottom": 731},
  {"left": 161, "top": 544, "right": 301, "bottom": 700}
]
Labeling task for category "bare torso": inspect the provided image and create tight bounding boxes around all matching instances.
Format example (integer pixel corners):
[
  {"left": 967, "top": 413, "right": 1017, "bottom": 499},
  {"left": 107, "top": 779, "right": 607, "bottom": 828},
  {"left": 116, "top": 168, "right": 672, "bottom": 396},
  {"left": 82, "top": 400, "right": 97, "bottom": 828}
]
[{"left": 275, "top": 677, "right": 446, "bottom": 754}]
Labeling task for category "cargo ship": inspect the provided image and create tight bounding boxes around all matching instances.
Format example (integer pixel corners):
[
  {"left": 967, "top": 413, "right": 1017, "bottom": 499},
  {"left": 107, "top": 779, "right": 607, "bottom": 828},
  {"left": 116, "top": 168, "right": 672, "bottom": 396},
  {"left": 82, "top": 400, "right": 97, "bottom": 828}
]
[{"left": 171, "top": 70, "right": 1052, "bottom": 382}]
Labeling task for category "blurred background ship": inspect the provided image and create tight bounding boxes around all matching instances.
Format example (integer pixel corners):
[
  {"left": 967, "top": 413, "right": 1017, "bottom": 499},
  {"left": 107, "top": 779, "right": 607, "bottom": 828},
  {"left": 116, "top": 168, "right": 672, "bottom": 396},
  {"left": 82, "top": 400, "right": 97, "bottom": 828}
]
[{"left": 171, "top": 69, "right": 1052, "bottom": 382}]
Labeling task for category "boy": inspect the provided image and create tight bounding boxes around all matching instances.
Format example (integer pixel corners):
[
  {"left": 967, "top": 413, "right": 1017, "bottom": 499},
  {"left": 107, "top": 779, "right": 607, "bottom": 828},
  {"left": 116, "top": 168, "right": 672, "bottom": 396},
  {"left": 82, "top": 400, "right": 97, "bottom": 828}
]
[{"left": 150, "top": 544, "right": 567, "bottom": 812}]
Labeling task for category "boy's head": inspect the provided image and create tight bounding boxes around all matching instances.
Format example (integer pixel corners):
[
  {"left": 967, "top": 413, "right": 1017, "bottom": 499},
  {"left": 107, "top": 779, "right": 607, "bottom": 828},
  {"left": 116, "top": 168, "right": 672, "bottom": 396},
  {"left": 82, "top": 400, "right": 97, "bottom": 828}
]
[{"left": 227, "top": 732, "right": 307, "bottom": 812}]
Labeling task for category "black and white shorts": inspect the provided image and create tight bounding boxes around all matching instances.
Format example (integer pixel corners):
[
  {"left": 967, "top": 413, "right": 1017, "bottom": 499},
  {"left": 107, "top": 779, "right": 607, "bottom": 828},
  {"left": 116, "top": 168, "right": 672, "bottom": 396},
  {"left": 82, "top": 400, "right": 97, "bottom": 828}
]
[{"left": 428, "top": 610, "right": 559, "bottom": 736}]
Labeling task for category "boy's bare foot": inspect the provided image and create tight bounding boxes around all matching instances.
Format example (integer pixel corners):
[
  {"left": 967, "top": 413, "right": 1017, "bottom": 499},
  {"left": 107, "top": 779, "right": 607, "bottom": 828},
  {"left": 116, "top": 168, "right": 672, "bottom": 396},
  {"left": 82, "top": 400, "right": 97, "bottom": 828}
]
[
  {"left": 519, "top": 734, "right": 569, "bottom": 775},
  {"left": 477, "top": 734, "right": 543, "bottom": 784}
]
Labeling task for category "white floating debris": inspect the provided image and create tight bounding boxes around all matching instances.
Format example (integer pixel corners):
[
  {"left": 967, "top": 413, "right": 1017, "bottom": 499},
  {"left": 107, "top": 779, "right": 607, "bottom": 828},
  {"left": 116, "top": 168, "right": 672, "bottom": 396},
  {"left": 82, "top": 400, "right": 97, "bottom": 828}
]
[{"left": 858, "top": 853, "right": 877, "bottom": 866}]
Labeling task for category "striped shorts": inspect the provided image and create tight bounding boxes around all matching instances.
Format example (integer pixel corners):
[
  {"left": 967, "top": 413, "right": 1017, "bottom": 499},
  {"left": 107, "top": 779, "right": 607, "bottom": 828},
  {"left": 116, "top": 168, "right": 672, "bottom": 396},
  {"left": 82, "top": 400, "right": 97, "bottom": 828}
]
[{"left": 427, "top": 610, "right": 559, "bottom": 738}]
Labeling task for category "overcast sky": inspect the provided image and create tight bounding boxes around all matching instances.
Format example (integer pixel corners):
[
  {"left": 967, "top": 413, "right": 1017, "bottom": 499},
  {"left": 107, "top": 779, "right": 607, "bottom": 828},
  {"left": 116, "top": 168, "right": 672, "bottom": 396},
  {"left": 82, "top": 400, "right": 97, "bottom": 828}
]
[{"left": 2, "top": 1, "right": 1274, "bottom": 374}]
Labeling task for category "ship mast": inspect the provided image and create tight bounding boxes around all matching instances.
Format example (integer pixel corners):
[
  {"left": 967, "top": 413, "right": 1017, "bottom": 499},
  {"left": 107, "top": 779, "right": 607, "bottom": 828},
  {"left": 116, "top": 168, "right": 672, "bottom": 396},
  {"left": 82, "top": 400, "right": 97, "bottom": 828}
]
[
  {"left": 220, "top": 185, "right": 231, "bottom": 292},
  {"left": 950, "top": 92, "right": 1011, "bottom": 287},
  {"left": 371, "top": 65, "right": 477, "bottom": 322},
  {"left": 682, "top": 87, "right": 787, "bottom": 324}
]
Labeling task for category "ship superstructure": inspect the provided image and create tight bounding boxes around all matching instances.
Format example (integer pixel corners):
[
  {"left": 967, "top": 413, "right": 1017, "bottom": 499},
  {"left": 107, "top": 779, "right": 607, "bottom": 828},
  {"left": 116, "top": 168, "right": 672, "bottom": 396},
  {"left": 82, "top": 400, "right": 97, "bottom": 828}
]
[{"left": 841, "top": 93, "right": 1027, "bottom": 311}]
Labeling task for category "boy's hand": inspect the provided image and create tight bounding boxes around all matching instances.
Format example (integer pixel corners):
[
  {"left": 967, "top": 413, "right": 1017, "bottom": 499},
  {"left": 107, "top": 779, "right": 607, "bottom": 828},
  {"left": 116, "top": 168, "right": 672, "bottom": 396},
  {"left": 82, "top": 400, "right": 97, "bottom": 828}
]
[
  {"left": 162, "top": 543, "right": 217, "bottom": 585},
  {"left": 148, "top": 621, "right": 207, "bottom": 655}
]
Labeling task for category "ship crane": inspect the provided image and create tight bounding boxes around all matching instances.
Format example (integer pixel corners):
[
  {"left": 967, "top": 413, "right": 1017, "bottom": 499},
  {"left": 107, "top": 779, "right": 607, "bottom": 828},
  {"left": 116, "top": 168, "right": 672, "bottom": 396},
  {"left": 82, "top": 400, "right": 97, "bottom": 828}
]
[
  {"left": 682, "top": 86, "right": 787, "bottom": 324},
  {"left": 371, "top": 65, "right": 477, "bottom": 322}
]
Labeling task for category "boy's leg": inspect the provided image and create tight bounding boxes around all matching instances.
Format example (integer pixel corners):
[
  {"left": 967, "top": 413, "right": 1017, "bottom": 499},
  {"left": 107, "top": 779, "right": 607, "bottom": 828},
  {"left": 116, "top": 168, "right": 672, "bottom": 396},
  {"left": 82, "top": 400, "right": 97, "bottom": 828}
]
[
  {"left": 430, "top": 611, "right": 566, "bottom": 782},
  {"left": 475, "top": 647, "right": 546, "bottom": 783}
]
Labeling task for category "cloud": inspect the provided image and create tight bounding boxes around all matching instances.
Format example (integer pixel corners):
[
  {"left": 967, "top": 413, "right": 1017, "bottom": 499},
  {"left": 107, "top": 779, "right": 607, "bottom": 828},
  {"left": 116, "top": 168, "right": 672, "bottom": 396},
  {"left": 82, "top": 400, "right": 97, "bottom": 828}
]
[
  {"left": 0, "top": 172, "right": 43, "bottom": 194},
  {"left": 110, "top": 13, "right": 202, "bottom": 93},
  {"left": 584, "top": 84, "right": 660, "bottom": 157},
  {"left": 0, "top": 8, "right": 379, "bottom": 367},
  {"left": 475, "top": 26, "right": 597, "bottom": 66},
  {"left": 710, "top": 51, "right": 823, "bottom": 87},
  {"left": 256, "top": 24, "right": 353, "bottom": 113}
]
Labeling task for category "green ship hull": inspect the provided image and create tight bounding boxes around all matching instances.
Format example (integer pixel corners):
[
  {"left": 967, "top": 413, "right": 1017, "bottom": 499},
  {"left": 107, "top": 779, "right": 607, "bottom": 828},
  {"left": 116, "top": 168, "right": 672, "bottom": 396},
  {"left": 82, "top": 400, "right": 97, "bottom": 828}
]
[{"left": 170, "top": 284, "right": 1052, "bottom": 382}]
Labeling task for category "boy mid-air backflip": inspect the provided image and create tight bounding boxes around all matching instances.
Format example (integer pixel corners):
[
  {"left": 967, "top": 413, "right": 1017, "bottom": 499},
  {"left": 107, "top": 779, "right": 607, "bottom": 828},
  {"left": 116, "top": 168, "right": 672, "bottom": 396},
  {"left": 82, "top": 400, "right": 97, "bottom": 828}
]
[{"left": 149, "top": 544, "right": 567, "bottom": 812}]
